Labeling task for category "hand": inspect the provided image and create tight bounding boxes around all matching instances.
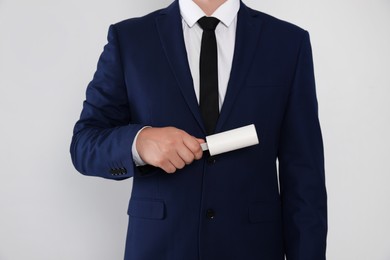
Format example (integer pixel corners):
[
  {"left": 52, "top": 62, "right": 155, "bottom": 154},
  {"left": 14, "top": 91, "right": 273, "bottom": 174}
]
[{"left": 136, "top": 127, "right": 204, "bottom": 174}]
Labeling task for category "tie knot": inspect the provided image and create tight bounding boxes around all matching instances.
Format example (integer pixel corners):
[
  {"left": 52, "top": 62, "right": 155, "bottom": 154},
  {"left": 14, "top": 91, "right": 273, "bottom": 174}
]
[{"left": 198, "top": 16, "right": 220, "bottom": 31}]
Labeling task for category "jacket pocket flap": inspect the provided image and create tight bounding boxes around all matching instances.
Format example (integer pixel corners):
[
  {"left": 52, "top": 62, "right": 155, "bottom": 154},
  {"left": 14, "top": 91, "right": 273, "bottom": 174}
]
[
  {"left": 128, "top": 199, "right": 165, "bottom": 220},
  {"left": 249, "top": 201, "right": 281, "bottom": 223}
]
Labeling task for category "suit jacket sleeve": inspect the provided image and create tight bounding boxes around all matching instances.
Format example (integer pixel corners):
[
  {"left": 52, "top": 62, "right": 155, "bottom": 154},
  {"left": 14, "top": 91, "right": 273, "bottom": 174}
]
[
  {"left": 278, "top": 31, "right": 327, "bottom": 259},
  {"left": 70, "top": 25, "right": 144, "bottom": 180}
]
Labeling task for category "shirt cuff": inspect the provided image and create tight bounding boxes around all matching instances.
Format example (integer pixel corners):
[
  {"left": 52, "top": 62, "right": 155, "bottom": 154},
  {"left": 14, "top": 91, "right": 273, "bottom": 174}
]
[{"left": 131, "top": 126, "right": 151, "bottom": 167}]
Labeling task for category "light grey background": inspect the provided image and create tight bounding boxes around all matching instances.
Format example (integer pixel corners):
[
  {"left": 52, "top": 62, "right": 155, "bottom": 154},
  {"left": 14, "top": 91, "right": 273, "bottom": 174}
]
[{"left": 1, "top": 0, "right": 389, "bottom": 259}]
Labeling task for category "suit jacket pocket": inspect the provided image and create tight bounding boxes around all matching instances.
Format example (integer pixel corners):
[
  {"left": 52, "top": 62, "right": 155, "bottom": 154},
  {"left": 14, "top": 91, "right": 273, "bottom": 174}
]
[
  {"left": 249, "top": 201, "right": 282, "bottom": 223},
  {"left": 128, "top": 198, "right": 165, "bottom": 220}
]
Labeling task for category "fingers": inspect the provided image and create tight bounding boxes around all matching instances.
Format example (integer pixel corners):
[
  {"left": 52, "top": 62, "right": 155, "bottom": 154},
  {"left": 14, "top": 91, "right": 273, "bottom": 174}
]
[
  {"left": 136, "top": 127, "right": 204, "bottom": 174},
  {"left": 169, "top": 152, "right": 187, "bottom": 170},
  {"left": 182, "top": 136, "right": 204, "bottom": 161},
  {"left": 177, "top": 148, "right": 195, "bottom": 165},
  {"left": 160, "top": 159, "right": 178, "bottom": 174}
]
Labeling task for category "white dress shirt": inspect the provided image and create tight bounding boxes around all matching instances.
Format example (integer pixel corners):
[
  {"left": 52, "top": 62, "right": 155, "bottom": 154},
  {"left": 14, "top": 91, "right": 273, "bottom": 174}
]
[
  {"left": 132, "top": 0, "right": 240, "bottom": 166},
  {"left": 180, "top": 0, "right": 239, "bottom": 108}
]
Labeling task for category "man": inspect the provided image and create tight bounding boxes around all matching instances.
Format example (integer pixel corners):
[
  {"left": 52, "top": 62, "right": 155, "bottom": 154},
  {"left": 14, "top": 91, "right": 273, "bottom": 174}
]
[{"left": 70, "top": 0, "right": 327, "bottom": 259}]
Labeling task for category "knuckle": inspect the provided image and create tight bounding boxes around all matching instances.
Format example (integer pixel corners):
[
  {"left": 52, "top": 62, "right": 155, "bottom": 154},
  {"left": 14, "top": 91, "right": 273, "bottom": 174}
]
[
  {"left": 160, "top": 146, "right": 170, "bottom": 154},
  {"left": 155, "top": 157, "right": 166, "bottom": 167},
  {"left": 164, "top": 139, "right": 179, "bottom": 149}
]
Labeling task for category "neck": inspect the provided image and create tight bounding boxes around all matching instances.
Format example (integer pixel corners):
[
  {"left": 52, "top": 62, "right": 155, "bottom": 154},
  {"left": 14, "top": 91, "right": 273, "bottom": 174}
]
[{"left": 193, "top": 0, "right": 227, "bottom": 16}]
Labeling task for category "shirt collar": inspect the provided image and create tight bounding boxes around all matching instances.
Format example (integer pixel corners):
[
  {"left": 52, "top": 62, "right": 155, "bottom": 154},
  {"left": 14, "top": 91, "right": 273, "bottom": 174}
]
[{"left": 179, "top": 0, "right": 240, "bottom": 28}]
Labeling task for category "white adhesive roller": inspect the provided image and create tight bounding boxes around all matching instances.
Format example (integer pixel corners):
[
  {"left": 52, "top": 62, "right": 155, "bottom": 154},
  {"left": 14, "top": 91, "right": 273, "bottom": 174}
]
[{"left": 200, "top": 124, "right": 259, "bottom": 156}]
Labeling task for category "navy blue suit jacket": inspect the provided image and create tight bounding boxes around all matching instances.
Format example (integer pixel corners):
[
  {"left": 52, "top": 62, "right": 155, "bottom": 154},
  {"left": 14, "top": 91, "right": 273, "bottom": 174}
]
[{"left": 71, "top": 1, "right": 327, "bottom": 259}]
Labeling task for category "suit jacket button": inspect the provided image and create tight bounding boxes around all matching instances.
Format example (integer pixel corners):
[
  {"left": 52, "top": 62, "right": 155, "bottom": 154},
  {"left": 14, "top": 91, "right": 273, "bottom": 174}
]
[{"left": 206, "top": 209, "right": 215, "bottom": 219}]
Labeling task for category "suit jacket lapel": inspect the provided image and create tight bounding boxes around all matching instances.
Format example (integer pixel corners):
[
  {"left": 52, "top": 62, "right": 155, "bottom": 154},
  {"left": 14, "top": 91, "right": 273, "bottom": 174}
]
[
  {"left": 155, "top": 1, "right": 206, "bottom": 133},
  {"left": 155, "top": 1, "right": 263, "bottom": 134},
  {"left": 216, "top": 3, "right": 263, "bottom": 132}
]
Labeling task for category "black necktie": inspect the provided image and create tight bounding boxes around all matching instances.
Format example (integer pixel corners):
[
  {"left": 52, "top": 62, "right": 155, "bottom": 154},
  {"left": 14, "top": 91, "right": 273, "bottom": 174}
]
[{"left": 198, "top": 16, "right": 220, "bottom": 135}]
